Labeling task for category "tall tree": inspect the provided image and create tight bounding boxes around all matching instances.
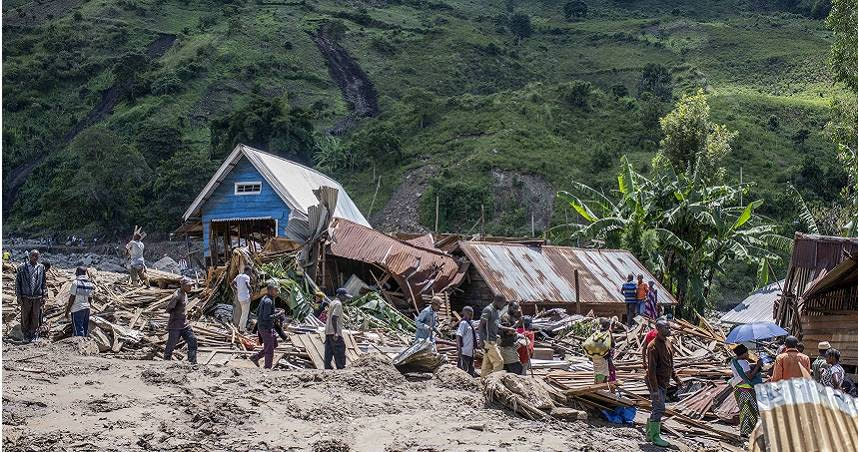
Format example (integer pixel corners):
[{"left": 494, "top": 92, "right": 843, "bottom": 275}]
[
  {"left": 658, "top": 90, "right": 737, "bottom": 184},
  {"left": 509, "top": 14, "right": 533, "bottom": 44},
  {"left": 637, "top": 63, "right": 673, "bottom": 102}
]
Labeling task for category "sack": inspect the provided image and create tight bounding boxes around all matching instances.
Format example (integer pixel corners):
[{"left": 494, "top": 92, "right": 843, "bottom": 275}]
[{"left": 583, "top": 331, "right": 612, "bottom": 358}]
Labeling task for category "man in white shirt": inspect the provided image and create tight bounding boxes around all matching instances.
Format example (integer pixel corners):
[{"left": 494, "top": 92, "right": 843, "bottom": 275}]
[
  {"left": 324, "top": 288, "right": 349, "bottom": 369},
  {"left": 456, "top": 306, "right": 477, "bottom": 376},
  {"left": 125, "top": 234, "right": 148, "bottom": 287},
  {"left": 231, "top": 268, "right": 253, "bottom": 333}
]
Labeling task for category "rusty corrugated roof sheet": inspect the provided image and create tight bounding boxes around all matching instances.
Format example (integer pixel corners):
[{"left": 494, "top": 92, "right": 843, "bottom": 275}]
[
  {"left": 458, "top": 241, "right": 677, "bottom": 304},
  {"left": 751, "top": 379, "right": 858, "bottom": 452},
  {"left": 327, "top": 218, "right": 464, "bottom": 302}
]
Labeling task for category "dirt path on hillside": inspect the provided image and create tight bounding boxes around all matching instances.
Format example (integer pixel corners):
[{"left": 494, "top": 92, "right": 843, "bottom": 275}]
[
  {"left": 311, "top": 23, "right": 379, "bottom": 135},
  {"left": 3, "top": 34, "right": 176, "bottom": 216},
  {"left": 1, "top": 339, "right": 691, "bottom": 452}
]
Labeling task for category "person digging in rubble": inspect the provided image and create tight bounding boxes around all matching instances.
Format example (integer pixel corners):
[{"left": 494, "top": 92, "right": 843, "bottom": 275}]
[
  {"left": 729, "top": 344, "right": 763, "bottom": 437},
  {"left": 645, "top": 319, "right": 682, "bottom": 447},
  {"left": 250, "top": 280, "right": 279, "bottom": 369},
  {"left": 415, "top": 296, "right": 442, "bottom": 342},
  {"left": 324, "top": 288, "right": 349, "bottom": 370},
  {"left": 499, "top": 302, "right": 525, "bottom": 375},
  {"left": 163, "top": 277, "right": 198, "bottom": 364},
  {"left": 620, "top": 274, "right": 638, "bottom": 327},
  {"left": 16, "top": 249, "right": 47, "bottom": 343},
  {"left": 231, "top": 267, "right": 253, "bottom": 333},
  {"left": 125, "top": 233, "right": 149, "bottom": 287},
  {"left": 456, "top": 306, "right": 478, "bottom": 376},
  {"left": 479, "top": 294, "right": 511, "bottom": 377},
  {"left": 64, "top": 267, "right": 95, "bottom": 337},
  {"left": 771, "top": 335, "right": 810, "bottom": 382},
  {"left": 812, "top": 341, "right": 832, "bottom": 382}
]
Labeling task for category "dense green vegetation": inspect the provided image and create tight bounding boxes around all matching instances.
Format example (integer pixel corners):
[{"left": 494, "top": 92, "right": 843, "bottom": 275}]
[{"left": 3, "top": 0, "right": 854, "bottom": 308}]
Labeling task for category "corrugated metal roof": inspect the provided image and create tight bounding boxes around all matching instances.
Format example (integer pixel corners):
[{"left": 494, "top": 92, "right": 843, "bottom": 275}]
[
  {"left": 458, "top": 242, "right": 677, "bottom": 304},
  {"left": 752, "top": 379, "right": 858, "bottom": 452},
  {"left": 327, "top": 218, "right": 465, "bottom": 302},
  {"left": 183, "top": 144, "right": 369, "bottom": 228},
  {"left": 720, "top": 280, "right": 784, "bottom": 325}
]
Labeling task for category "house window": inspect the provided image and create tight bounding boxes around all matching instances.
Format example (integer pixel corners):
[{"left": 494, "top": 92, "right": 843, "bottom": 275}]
[{"left": 235, "top": 182, "right": 262, "bottom": 195}]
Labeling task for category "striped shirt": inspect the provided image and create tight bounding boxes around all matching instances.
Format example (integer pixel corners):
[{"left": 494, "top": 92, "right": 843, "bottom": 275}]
[{"left": 621, "top": 282, "right": 638, "bottom": 303}]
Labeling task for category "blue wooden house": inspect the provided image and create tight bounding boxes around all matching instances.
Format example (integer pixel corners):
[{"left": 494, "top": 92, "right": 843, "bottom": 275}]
[{"left": 181, "top": 144, "right": 370, "bottom": 265}]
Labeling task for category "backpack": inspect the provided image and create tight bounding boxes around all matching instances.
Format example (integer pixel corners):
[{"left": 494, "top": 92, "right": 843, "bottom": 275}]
[{"left": 583, "top": 330, "right": 613, "bottom": 358}]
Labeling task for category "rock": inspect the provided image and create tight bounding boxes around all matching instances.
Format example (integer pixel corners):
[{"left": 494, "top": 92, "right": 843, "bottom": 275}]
[
  {"left": 550, "top": 407, "right": 588, "bottom": 421},
  {"left": 151, "top": 256, "right": 180, "bottom": 274}
]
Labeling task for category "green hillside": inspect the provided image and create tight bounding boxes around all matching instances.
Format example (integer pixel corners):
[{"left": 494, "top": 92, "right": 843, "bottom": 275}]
[{"left": 2, "top": 0, "right": 845, "bottom": 242}]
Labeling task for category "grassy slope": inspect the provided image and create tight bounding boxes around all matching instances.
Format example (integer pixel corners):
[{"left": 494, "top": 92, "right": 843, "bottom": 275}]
[{"left": 3, "top": 0, "right": 840, "bottom": 238}]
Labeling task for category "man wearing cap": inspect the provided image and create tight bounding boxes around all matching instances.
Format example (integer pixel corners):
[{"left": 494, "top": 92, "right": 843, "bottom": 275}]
[
  {"left": 250, "top": 280, "right": 279, "bottom": 369},
  {"left": 15, "top": 249, "right": 47, "bottom": 342},
  {"left": 164, "top": 277, "right": 198, "bottom": 364},
  {"left": 415, "top": 296, "right": 442, "bottom": 342},
  {"left": 812, "top": 341, "right": 832, "bottom": 382},
  {"left": 645, "top": 319, "right": 681, "bottom": 447},
  {"left": 324, "top": 288, "right": 349, "bottom": 369}
]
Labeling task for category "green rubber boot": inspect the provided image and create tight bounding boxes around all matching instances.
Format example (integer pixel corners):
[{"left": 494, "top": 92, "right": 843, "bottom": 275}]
[
  {"left": 650, "top": 421, "right": 670, "bottom": 447},
  {"left": 645, "top": 421, "right": 655, "bottom": 442}
]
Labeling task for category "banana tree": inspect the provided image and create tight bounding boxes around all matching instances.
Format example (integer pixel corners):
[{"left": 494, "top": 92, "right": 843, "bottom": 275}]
[{"left": 551, "top": 156, "right": 790, "bottom": 318}]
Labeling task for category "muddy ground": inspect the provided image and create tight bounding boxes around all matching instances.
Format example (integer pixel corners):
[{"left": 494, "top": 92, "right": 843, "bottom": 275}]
[{"left": 0, "top": 338, "right": 706, "bottom": 452}]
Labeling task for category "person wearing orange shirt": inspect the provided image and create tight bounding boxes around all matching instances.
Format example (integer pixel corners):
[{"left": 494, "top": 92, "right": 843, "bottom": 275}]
[
  {"left": 771, "top": 335, "right": 811, "bottom": 382},
  {"left": 636, "top": 274, "right": 649, "bottom": 316}
]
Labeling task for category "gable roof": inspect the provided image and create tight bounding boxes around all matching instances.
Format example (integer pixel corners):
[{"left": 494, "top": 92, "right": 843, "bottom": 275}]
[
  {"left": 720, "top": 280, "right": 784, "bottom": 325},
  {"left": 458, "top": 241, "right": 678, "bottom": 305},
  {"left": 182, "top": 144, "right": 370, "bottom": 228}
]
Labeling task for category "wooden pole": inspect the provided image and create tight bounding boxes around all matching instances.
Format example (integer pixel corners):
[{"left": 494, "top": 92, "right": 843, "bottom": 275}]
[
  {"left": 480, "top": 204, "right": 485, "bottom": 237},
  {"left": 574, "top": 269, "right": 581, "bottom": 315},
  {"left": 531, "top": 212, "right": 535, "bottom": 237},
  {"left": 435, "top": 195, "right": 440, "bottom": 233}
]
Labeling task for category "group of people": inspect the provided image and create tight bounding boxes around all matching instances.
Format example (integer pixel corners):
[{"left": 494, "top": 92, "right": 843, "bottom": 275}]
[
  {"left": 441, "top": 295, "right": 536, "bottom": 378},
  {"left": 621, "top": 274, "right": 660, "bottom": 326}
]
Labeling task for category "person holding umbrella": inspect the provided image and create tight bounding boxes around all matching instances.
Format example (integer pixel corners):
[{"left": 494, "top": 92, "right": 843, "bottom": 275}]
[{"left": 729, "top": 344, "right": 763, "bottom": 437}]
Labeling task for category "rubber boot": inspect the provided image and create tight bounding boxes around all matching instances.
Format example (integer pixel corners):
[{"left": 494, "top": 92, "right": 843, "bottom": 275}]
[
  {"left": 645, "top": 421, "right": 655, "bottom": 442},
  {"left": 650, "top": 421, "right": 670, "bottom": 447}
]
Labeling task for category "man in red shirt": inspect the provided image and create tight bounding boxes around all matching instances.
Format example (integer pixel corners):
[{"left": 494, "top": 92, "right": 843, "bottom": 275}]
[{"left": 771, "top": 335, "right": 811, "bottom": 382}]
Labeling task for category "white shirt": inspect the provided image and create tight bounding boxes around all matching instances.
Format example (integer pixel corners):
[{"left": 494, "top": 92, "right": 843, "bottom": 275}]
[
  {"left": 233, "top": 274, "right": 251, "bottom": 302},
  {"left": 325, "top": 299, "right": 344, "bottom": 335},
  {"left": 70, "top": 276, "right": 94, "bottom": 313},
  {"left": 126, "top": 241, "right": 145, "bottom": 265},
  {"left": 456, "top": 319, "right": 477, "bottom": 357}
]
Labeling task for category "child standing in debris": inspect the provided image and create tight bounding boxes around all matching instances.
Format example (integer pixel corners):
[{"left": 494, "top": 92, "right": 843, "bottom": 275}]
[
  {"left": 456, "top": 306, "right": 477, "bottom": 376},
  {"left": 250, "top": 281, "right": 279, "bottom": 369},
  {"left": 65, "top": 267, "right": 95, "bottom": 337},
  {"left": 516, "top": 316, "right": 535, "bottom": 375},
  {"left": 164, "top": 277, "right": 198, "bottom": 364}
]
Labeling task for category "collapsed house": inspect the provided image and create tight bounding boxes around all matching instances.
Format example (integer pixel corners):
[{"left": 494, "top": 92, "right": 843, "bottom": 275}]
[
  {"left": 775, "top": 233, "right": 858, "bottom": 371},
  {"left": 178, "top": 144, "right": 369, "bottom": 266},
  {"left": 451, "top": 241, "right": 677, "bottom": 319},
  {"left": 720, "top": 280, "right": 784, "bottom": 326}
]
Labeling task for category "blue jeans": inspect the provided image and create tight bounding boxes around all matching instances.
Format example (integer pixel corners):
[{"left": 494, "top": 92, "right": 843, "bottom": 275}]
[
  {"left": 71, "top": 309, "right": 90, "bottom": 337},
  {"left": 649, "top": 387, "right": 666, "bottom": 422}
]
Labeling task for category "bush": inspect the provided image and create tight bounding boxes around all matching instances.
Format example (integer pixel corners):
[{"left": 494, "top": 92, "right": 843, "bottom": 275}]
[
  {"left": 508, "top": 14, "right": 533, "bottom": 42},
  {"left": 637, "top": 63, "right": 672, "bottom": 101},
  {"left": 767, "top": 114, "right": 780, "bottom": 131},
  {"left": 611, "top": 83, "right": 629, "bottom": 98},
  {"left": 151, "top": 72, "right": 182, "bottom": 95},
  {"left": 564, "top": 1, "right": 587, "bottom": 21},
  {"left": 420, "top": 179, "right": 491, "bottom": 232},
  {"left": 560, "top": 80, "right": 593, "bottom": 110},
  {"left": 351, "top": 123, "right": 402, "bottom": 161}
]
